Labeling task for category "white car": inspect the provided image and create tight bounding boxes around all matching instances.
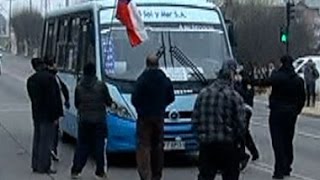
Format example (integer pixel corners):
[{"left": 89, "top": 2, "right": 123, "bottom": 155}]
[{"left": 293, "top": 56, "right": 320, "bottom": 94}]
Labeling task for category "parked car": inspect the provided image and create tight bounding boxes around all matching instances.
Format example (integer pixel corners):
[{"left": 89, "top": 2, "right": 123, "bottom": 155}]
[{"left": 293, "top": 56, "right": 320, "bottom": 94}]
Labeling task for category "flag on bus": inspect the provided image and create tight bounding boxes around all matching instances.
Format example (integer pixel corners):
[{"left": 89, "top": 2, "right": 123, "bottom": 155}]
[{"left": 116, "top": 0, "right": 148, "bottom": 47}]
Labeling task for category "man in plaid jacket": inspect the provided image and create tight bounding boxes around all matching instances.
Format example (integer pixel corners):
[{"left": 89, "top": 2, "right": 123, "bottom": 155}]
[{"left": 192, "top": 60, "right": 247, "bottom": 180}]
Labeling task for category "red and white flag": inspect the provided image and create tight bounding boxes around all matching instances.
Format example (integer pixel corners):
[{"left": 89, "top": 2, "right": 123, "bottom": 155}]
[{"left": 116, "top": 0, "right": 148, "bottom": 47}]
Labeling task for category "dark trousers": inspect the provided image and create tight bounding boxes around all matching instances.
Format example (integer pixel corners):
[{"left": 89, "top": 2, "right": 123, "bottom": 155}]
[
  {"left": 269, "top": 110, "right": 298, "bottom": 176},
  {"left": 32, "top": 121, "right": 55, "bottom": 172},
  {"left": 306, "top": 82, "right": 316, "bottom": 107},
  {"left": 52, "top": 123, "right": 59, "bottom": 154},
  {"left": 240, "top": 111, "right": 259, "bottom": 158},
  {"left": 71, "top": 121, "right": 107, "bottom": 175},
  {"left": 136, "top": 117, "right": 164, "bottom": 180},
  {"left": 198, "top": 142, "right": 240, "bottom": 180}
]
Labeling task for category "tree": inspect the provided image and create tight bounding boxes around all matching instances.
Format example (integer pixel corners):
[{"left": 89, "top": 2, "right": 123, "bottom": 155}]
[
  {"left": 226, "top": 1, "right": 315, "bottom": 66},
  {"left": 11, "top": 9, "right": 44, "bottom": 56}
]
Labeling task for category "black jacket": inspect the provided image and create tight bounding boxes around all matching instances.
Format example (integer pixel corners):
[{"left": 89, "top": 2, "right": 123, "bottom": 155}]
[
  {"left": 259, "top": 65, "right": 305, "bottom": 115},
  {"left": 54, "top": 75, "right": 70, "bottom": 117},
  {"left": 75, "top": 76, "right": 113, "bottom": 124},
  {"left": 27, "top": 70, "right": 61, "bottom": 122},
  {"left": 234, "top": 71, "right": 255, "bottom": 107},
  {"left": 132, "top": 69, "right": 175, "bottom": 118}
]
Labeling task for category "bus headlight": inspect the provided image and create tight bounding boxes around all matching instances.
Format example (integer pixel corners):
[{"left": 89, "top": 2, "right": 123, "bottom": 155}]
[{"left": 108, "top": 103, "right": 133, "bottom": 120}]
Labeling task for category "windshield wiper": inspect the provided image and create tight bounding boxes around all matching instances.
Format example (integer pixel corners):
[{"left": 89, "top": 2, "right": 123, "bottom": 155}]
[
  {"left": 156, "top": 32, "right": 167, "bottom": 68},
  {"left": 168, "top": 32, "right": 208, "bottom": 85}
]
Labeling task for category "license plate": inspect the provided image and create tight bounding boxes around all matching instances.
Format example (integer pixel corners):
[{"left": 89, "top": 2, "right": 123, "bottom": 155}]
[{"left": 164, "top": 141, "right": 186, "bottom": 150}]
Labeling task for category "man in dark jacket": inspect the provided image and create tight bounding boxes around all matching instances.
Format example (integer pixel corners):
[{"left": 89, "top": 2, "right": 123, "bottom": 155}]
[
  {"left": 234, "top": 68, "right": 259, "bottom": 170},
  {"left": 45, "top": 58, "right": 70, "bottom": 161},
  {"left": 27, "top": 58, "right": 61, "bottom": 174},
  {"left": 257, "top": 56, "right": 305, "bottom": 179},
  {"left": 304, "top": 59, "right": 319, "bottom": 107},
  {"left": 71, "top": 63, "right": 113, "bottom": 179},
  {"left": 132, "top": 54, "right": 175, "bottom": 180},
  {"left": 192, "top": 60, "right": 246, "bottom": 180}
]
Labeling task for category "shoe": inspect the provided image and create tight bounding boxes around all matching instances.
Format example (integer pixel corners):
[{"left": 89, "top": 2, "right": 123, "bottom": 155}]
[
  {"left": 71, "top": 172, "right": 81, "bottom": 179},
  {"left": 239, "top": 154, "right": 250, "bottom": 171},
  {"left": 252, "top": 154, "right": 259, "bottom": 161},
  {"left": 95, "top": 173, "right": 108, "bottom": 180},
  {"left": 272, "top": 174, "right": 284, "bottom": 179},
  {"left": 46, "top": 169, "right": 57, "bottom": 174},
  {"left": 51, "top": 151, "right": 60, "bottom": 162},
  {"left": 283, "top": 171, "right": 291, "bottom": 177}
]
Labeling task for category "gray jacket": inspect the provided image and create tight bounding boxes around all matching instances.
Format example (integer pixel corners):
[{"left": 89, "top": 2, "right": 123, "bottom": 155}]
[
  {"left": 75, "top": 76, "right": 113, "bottom": 124},
  {"left": 304, "top": 63, "right": 319, "bottom": 84}
]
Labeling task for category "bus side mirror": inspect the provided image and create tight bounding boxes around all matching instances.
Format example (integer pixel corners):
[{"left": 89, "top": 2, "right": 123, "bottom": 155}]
[{"left": 225, "top": 19, "right": 237, "bottom": 48}]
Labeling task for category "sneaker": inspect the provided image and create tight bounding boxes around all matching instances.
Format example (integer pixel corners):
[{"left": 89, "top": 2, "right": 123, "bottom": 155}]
[
  {"left": 95, "top": 173, "right": 108, "bottom": 180},
  {"left": 272, "top": 174, "right": 284, "bottom": 179},
  {"left": 51, "top": 151, "right": 60, "bottom": 162},
  {"left": 71, "top": 172, "right": 81, "bottom": 179}
]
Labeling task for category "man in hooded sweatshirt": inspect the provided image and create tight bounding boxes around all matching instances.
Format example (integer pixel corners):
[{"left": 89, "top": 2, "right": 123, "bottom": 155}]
[
  {"left": 256, "top": 56, "right": 305, "bottom": 179},
  {"left": 71, "top": 62, "right": 113, "bottom": 179}
]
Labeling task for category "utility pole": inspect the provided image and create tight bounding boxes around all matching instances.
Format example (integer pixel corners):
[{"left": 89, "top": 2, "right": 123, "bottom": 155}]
[
  {"left": 284, "top": 0, "right": 295, "bottom": 54},
  {"left": 45, "top": 0, "right": 48, "bottom": 15},
  {"left": 66, "top": 0, "right": 69, "bottom": 7},
  {"left": 8, "top": 0, "right": 12, "bottom": 51},
  {"left": 29, "top": 0, "right": 32, "bottom": 11}
]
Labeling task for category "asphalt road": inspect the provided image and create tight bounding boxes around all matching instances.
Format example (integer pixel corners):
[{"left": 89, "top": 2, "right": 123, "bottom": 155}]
[{"left": 0, "top": 53, "right": 319, "bottom": 180}]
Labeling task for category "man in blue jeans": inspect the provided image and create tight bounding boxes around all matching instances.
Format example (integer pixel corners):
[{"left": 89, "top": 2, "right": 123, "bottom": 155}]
[{"left": 71, "top": 63, "right": 113, "bottom": 179}]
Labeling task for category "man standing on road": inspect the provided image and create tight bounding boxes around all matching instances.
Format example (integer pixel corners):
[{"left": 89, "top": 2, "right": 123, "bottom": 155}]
[
  {"left": 257, "top": 56, "right": 305, "bottom": 179},
  {"left": 192, "top": 60, "right": 246, "bottom": 180},
  {"left": 234, "top": 67, "right": 260, "bottom": 170},
  {"left": 27, "top": 58, "right": 61, "bottom": 174},
  {"left": 71, "top": 62, "right": 113, "bottom": 179},
  {"left": 304, "top": 59, "right": 319, "bottom": 107},
  {"left": 45, "top": 58, "right": 70, "bottom": 162},
  {"left": 132, "top": 54, "right": 175, "bottom": 180}
]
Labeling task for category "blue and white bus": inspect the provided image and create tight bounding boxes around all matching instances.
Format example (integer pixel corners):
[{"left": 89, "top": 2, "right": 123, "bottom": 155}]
[{"left": 41, "top": 0, "right": 234, "bottom": 154}]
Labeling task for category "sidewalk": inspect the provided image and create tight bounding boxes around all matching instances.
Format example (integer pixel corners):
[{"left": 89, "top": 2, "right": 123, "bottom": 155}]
[{"left": 302, "top": 102, "right": 320, "bottom": 118}]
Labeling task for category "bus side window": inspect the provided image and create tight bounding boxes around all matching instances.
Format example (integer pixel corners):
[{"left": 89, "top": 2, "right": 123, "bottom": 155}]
[
  {"left": 66, "top": 17, "right": 81, "bottom": 72},
  {"left": 56, "top": 19, "right": 69, "bottom": 70},
  {"left": 43, "top": 20, "right": 55, "bottom": 58},
  {"left": 77, "top": 16, "right": 95, "bottom": 73}
]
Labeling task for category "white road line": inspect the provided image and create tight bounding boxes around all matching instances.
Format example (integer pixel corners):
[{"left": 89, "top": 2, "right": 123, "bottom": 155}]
[
  {"left": 1, "top": 69, "right": 27, "bottom": 83},
  {"left": 250, "top": 162, "right": 318, "bottom": 180},
  {"left": 252, "top": 121, "right": 320, "bottom": 140},
  {"left": 0, "top": 108, "right": 30, "bottom": 112}
]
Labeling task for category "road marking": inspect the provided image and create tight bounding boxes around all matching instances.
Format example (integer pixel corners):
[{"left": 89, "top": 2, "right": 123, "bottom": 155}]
[
  {"left": 1, "top": 69, "right": 27, "bottom": 83},
  {"left": 250, "top": 162, "right": 318, "bottom": 180},
  {"left": 252, "top": 121, "right": 320, "bottom": 140},
  {"left": 0, "top": 108, "right": 30, "bottom": 112}
]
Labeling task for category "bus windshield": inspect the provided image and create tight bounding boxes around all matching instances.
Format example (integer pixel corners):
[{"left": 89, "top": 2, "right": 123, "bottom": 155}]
[{"left": 99, "top": 7, "right": 231, "bottom": 82}]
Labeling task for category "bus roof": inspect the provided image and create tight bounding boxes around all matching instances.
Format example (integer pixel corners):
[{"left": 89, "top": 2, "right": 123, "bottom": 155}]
[{"left": 46, "top": 0, "right": 217, "bottom": 18}]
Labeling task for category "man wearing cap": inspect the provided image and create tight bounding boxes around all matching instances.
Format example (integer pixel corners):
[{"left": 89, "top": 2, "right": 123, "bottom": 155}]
[
  {"left": 26, "top": 58, "right": 61, "bottom": 174},
  {"left": 132, "top": 54, "right": 175, "bottom": 180},
  {"left": 192, "top": 60, "right": 247, "bottom": 180},
  {"left": 257, "top": 56, "right": 305, "bottom": 179}
]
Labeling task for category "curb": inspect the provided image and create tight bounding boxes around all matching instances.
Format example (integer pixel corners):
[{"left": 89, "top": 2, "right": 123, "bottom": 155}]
[{"left": 302, "top": 112, "right": 320, "bottom": 118}]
